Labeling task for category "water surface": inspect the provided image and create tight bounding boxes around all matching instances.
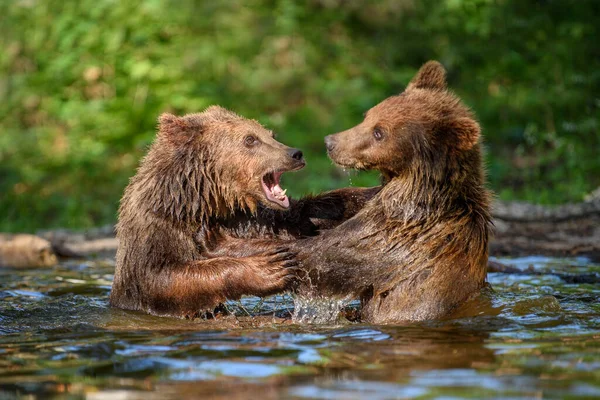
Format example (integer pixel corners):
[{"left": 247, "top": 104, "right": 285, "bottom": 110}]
[{"left": 1, "top": 256, "right": 599, "bottom": 399}]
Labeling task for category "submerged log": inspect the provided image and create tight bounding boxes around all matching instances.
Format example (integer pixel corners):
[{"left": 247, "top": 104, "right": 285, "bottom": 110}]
[
  {"left": 0, "top": 234, "right": 58, "bottom": 268},
  {"left": 38, "top": 225, "right": 118, "bottom": 258},
  {"left": 490, "top": 197, "right": 600, "bottom": 261}
]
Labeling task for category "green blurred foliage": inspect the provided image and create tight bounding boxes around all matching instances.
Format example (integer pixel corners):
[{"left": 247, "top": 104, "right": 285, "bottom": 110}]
[{"left": 0, "top": 0, "right": 598, "bottom": 232}]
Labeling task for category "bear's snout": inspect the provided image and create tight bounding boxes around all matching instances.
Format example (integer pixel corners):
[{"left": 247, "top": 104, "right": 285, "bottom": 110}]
[
  {"left": 324, "top": 135, "right": 336, "bottom": 152},
  {"left": 287, "top": 148, "right": 304, "bottom": 162}
]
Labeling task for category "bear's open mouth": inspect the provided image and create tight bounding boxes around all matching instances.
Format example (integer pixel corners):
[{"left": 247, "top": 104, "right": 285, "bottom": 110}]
[{"left": 261, "top": 171, "right": 289, "bottom": 208}]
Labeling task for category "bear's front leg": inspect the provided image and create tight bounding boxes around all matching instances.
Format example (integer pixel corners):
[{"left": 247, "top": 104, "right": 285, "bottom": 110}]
[
  {"left": 196, "top": 226, "right": 294, "bottom": 258},
  {"left": 149, "top": 249, "right": 298, "bottom": 319},
  {"left": 298, "top": 186, "right": 382, "bottom": 230}
]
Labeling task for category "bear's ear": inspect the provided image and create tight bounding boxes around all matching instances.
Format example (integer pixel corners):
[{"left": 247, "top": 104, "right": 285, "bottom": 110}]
[
  {"left": 158, "top": 113, "right": 194, "bottom": 145},
  {"left": 406, "top": 61, "right": 447, "bottom": 91},
  {"left": 445, "top": 117, "right": 481, "bottom": 151}
]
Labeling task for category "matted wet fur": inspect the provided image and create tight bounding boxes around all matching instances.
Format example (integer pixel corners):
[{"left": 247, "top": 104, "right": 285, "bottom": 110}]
[
  {"left": 110, "top": 106, "right": 378, "bottom": 318},
  {"left": 292, "top": 61, "right": 492, "bottom": 323}
]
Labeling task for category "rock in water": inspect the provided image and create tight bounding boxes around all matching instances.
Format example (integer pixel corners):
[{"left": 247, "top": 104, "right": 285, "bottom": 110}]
[{"left": 0, "top": 234, "right": 57, "bottom": 268}]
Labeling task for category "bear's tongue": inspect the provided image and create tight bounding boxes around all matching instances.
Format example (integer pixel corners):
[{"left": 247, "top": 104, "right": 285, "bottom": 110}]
[{"left": 261, "top": 171, "right": 290, "bottom": 208}]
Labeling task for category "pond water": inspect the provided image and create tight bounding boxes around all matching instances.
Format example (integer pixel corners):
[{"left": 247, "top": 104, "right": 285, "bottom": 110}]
[{"left": 1, "top": 256, "right": 599, "bottom": 399}]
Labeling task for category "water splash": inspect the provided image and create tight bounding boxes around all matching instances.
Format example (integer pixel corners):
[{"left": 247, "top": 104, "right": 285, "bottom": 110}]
[{"left": 292, "top": 294, "right": 352, "bottom": 324}]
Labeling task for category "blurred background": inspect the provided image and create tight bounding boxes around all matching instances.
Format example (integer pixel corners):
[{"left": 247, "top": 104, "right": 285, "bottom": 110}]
[{"left": 0, "top": 0, "right": 598, "bottom": 232}]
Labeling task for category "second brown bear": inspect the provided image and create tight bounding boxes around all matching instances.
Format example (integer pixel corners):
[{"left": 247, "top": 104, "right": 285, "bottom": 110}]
[{"left": 293, "top": 61, "right": 492, "bottom": 323}]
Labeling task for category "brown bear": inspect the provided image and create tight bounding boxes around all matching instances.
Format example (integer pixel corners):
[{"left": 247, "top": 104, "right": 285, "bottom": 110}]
[
  {"left": 110, "top": 106, "right": 378, "bottom": 319},
  {"left": 292, "top": 61, "right": 492, "bottom": 323}
]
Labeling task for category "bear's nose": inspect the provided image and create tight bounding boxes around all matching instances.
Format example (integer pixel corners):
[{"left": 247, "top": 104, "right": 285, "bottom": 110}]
[
  {"left": 324, "top": 135, "right": 335, "bottom": 152},
  {"left": 288, "top": 148, "right": 304, "bottom": 161}
]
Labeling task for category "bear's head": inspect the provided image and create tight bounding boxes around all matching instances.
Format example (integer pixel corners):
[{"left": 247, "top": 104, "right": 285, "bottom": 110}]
[
  {"left": 157, "top": 106, "right": 305, "bottom": 214},
  {"left": 324, "top": 61, "right": 481, "bottom": 182}
]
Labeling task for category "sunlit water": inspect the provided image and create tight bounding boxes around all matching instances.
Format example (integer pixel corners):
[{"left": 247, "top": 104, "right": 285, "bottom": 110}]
[{"left": 1, "top": 256, "right": 599, "bottom": 399}]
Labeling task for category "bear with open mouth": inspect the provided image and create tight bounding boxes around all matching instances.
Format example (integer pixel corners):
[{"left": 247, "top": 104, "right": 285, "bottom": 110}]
[{"left": 110, "top": 106, "right": 379, "bottom": 319}]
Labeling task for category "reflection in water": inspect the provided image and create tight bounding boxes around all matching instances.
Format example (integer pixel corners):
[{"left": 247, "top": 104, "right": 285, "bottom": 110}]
[{"left": 0, "top": 256, "right": 599, "bottom": 399}]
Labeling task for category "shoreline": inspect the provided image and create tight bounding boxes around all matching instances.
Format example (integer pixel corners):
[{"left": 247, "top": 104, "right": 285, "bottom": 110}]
[{"left": 2, "top": 198, "right": 599, "bottom": 267}]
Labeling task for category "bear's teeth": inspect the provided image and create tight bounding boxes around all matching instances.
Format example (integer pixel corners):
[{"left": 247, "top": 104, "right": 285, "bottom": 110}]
[{"left": 272, "top": 184, "right": 283, "bottom": 196}]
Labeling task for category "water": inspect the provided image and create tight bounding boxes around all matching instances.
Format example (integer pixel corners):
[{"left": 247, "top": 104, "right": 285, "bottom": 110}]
[
  {"left": 292, "top": 295, "right": 353, "bottom": 324},
  {"left": 1, "top": 256, "right": 599, "bottom": 399}
]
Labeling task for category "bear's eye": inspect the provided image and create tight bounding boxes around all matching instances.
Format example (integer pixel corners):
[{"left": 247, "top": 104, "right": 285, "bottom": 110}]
[
  {"left": 244, "top": 135, "right": 258, "bottom": 146},
  {"left": 373, "top": 128, "right": 384, "bottom": 141}
]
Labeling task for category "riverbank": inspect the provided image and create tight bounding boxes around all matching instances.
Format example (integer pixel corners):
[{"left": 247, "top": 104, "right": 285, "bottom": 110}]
[{"left": 2, "top": 198, "right": 599, "bottom": 268}]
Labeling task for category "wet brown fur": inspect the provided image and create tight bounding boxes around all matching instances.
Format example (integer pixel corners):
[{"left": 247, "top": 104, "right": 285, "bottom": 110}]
[
  {"left": 294, "top": 61, "right": 492, "bottom": 323},
  {"left": 110, "top": 106, "right": 378, "bottom": 318}
]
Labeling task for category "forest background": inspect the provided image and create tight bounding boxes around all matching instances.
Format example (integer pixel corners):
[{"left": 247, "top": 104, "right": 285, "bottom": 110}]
[{"left": 1, "top": 0, "right": 598, "bottom": 231}]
